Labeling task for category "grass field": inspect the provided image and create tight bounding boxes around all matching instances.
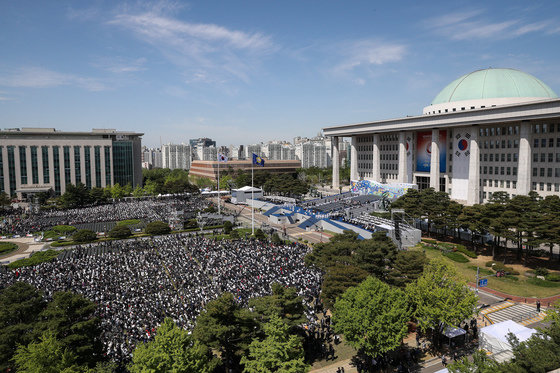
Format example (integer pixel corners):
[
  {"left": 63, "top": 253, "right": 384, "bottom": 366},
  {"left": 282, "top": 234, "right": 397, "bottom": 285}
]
[{"left": 411, "top": 242, "right": 560, "bottom": 298}]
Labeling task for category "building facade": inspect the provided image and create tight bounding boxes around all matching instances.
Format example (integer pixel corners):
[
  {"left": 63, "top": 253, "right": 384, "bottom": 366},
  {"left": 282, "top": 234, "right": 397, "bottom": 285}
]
[
  {"left": 189, "top": 159, "right": 302, "bottom": 181},
  {"left": 324, "top": 68, "right": 560, "bottom": 205},
  {"left": 0, "top": 128, "right": 143, "bottom": 197},
  {"left": 161, "top": 143, "right": 191, "bottom": 170}
]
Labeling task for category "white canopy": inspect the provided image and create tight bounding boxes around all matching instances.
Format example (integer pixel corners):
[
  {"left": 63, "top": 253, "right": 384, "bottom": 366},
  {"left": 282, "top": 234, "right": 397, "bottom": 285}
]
[{"left": 479, "top": 320, "right": 537, "bottom": 362}]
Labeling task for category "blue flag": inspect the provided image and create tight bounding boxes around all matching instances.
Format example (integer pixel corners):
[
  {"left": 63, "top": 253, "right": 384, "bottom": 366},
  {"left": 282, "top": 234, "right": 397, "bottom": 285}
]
[{"left": 252, "top": 153, "right": 265, "bottom": 167}]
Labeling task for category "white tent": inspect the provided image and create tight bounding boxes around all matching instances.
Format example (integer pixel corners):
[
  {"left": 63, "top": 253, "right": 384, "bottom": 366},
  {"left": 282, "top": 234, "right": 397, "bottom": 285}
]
[{"left": 479, "top": 320, "right": 537, "bottom": 362}]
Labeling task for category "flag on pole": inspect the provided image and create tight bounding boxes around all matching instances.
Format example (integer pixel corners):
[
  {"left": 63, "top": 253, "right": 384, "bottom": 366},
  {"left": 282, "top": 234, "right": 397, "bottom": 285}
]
[
  {"left": 218, "top": 153, "right": 228, "bottom": 162},
  {"left": 252, "top": 153, "right": 265, "bottom": 167}
]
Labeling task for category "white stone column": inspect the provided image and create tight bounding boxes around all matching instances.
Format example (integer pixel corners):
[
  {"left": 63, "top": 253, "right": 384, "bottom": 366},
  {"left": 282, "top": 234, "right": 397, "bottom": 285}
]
[
  {"left": 70, "top": 146, "right": 76, "bottom": 185},
  {"left": 430, "top": 129, "right": 440, "bottom": 190},
  {"left": 90, "top": 147, "right": 96, "bottom": 188},
  {"left": 14, "top": 146, "right": 21, "bottom": 191},
  {"left": 350, "top": 136, "right": 358, "bottom": 180},
  {"left": 80, "top": 146, "right": 86, "bottom": 184},
  {"left": 100, "top": 147, "right": 106, "bottom": 188},
  {"left": 48, "top": 146, "right": 55, "bottom": 190},
  {"left": 59, "top": 147, "right": 66, "bottom": 194},
  {"left": 467, "top": 129, "right": 480, "bottom": 205},
  {"left": 2, "top": 146, "right": 9, "bottom": 194},
  {"left": 25, "top": 146, "right": 32, "bottom": 185},
  {"left": 517, "top": 122, "right": 532, "bottom": 195},
  {"left": 109, "top": 146, "right": 114, "bottom": 186},
  {"left": 398, "top": 132, "right": 407, "bottom": 183},
  {"left": 372, "top": 134, "right": 381, "bottom": 181},
  {"left": 332, "top": 136, "right": 340, "bottom": 189},
  {"left": 37, "top": 147, "right": 44, "bottom": 186}
]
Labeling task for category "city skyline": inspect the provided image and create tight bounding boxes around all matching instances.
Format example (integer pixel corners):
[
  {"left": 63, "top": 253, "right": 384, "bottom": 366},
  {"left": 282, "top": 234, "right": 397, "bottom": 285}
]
[{"left": 1, "top": 1, "right": 560, "bottom": 147}]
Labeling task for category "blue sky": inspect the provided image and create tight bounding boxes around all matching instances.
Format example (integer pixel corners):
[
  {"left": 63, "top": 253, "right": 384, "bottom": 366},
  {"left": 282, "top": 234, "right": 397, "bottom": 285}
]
[{"left": 1, "top": 1, "right": 560, "bottom": 147}]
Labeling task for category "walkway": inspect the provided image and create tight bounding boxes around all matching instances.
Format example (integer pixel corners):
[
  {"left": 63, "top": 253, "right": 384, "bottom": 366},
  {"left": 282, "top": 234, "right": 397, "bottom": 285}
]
[{"left": 468, "top": 282, "right": 560, "bottom": 307}]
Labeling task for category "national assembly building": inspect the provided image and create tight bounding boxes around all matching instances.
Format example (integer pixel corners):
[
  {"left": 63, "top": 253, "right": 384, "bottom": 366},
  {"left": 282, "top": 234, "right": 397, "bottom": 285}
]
[
  {"left": 0, "top": 128, "right": 143, "bottom": 198},
  {"left": 324, "top": 68, "right": 560, "bottom": 205}
]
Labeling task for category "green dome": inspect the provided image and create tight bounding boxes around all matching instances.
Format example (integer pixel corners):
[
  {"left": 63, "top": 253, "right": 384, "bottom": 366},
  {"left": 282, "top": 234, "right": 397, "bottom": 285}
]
[{"left": 431, "top": 68, "right": 557, "bottom": 105}]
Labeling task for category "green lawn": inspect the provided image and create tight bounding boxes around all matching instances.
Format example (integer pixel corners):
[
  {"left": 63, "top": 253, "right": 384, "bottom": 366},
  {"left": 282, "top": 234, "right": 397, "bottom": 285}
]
[
  {"left": 411, "top": 243, "right": 560, "bottom": 298},
  {"left": 0, "top": 242, "right": 18, "bottom": 256}
]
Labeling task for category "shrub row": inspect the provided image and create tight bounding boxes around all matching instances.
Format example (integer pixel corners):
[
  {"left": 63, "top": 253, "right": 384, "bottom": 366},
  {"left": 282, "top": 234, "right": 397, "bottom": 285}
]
[
  {"left": 442, "top": 251, "right": 469, "bottom": 263},
  {"left": 546, "top": 273, "right": 560, "bottom": 282},
  {"left": 527, "top": 277, "right": 560, "bottom": 288},
  {"left": 0, "top": 242, "right": 18, "bottom": 255},
  {"left": 456, "top": 246, "right": 477, "bottom": 258},
  {"left": 8, "top": 249, "right": 60, "bottom": 268}
]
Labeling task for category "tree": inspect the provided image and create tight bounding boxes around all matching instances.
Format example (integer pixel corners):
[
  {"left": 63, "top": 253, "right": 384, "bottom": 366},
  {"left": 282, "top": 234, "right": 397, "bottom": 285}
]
[
  {"left": 240, "top": 315, "right": 309, "bottom": 373},
  {"left": 35, "top": 291, "right": 103, "bottom": 367},
  {"left": 143, "top": 179, "right": 159, "bottom": 196},
  {"left": 223, "top": 220, "right": 233, "bottom": 234},
  {"left": 353, "top": 231, "right": 398, "bottom": 280},
  {"left": 145, "top": 221, "right": 171, "bottom": 235},
  {"left": 89, "top": 187, "right": 108, "bottom": 205},
  {"left": 0, "top": 282, "right": 46, "bottom": 372},
  {"left": 271, "top": 233, "right": 282, "bottom": 244},
  {"left": 249, "top": 283, "right": 306, "bottom": 332},
  {"left": 193, "top": 293, "right": 258, "bottom": 371},
  {"left": 320, "top": 265, "right": 369, "bottom": 310},
  {"left": 110, "top": 183, "right": 126, "bottom": 199},
  {"left": 0, "top": 191, "right": 11, "bottom": 208},
  {"left": 60, "top": 183, "right": 91, "bottom": 208},
  {"left": 332, "top": 277, "right": 410, "bottom": 358},
  {"left": 13, "top": 331, "right": 82, "bottom": 373},
  {"left": 506, "top": 323, "right": 560, "bottom": 372},
  {"left": 72, "top": 229, "right": 97, "bottom": 243},
  {"left": 447, "top": 349, "right": 501, "bottom": 373},
  {"left": 132, "top": 186, "right": 145, "bottom": 198},
  {"left": 254, "top": 228, "right": 266, "bottom": 240},
  {"left": 406, "top": 259, "right": 477, "bottom": 335},
  {"left": 108, "top": 225, "right": 132, "bottom": 239},
  {"left": 389, "top": 250, "right": 428, "bottom": 287},
  {"left": 130, "top": 318, "right": 218, "bottom": 373}
]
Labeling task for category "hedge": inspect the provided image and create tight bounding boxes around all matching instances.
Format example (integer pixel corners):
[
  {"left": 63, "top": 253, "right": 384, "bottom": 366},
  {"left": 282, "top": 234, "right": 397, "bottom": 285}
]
[
  {"left": 546, "top": 273, "right": 560, "bottom": 282},
  {"left": 145, "top": 221, "right": 171, "bottom": 235},
  {"left": 72, "top": 229, "right": 97, "bottom": 243},
  {"left": 109, "top": 225, "right": 132, "bottom": 239},
  {"left": 117, "top": 219, "right": 141, "bottom": 226},
  {"left": 442, "top": 251, "right": 469, "bottom": 263},
  {"left": 527, "top": 277, "right": 560, "bottom": 288},
  {"left": 0, "top": 242, "right": 18, "bottom": 255},
  {"left": 8, "top": 249, "right": 60, "bottom": 268},
  {"left": 456, "top": 246, "right": 477, "bottom": 258},
  {"left": 52, "top": 225, "right": 77, "bottom": 234}
]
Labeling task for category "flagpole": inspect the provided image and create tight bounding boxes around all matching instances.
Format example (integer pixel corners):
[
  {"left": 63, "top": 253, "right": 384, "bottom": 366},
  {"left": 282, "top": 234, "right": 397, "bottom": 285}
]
[
  {"left": 251, "top": 158, "right": 254, "bottom": 236},
  {"left": 217, "top": 156, "right": 220, "bottom": 216}
]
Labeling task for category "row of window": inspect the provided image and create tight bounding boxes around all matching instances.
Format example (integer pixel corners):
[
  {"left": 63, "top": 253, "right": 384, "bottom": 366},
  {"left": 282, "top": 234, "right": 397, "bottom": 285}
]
[
  {"left": 533, "top": 138, "right": 560, "bottom": 148},
  {"left": 532, "top": 153, "right": 560, "bottom": 163},
  {"left": 481, "top": 153, "right": 519, "bottom": 163},
  {"left": 481, "top": 166, "right": 518, "bottom": 176},
  {"left": 532, "top": 182, "right": 560, "bottom": 192},
  {"left": 482, "top": 139, "right": 519, "bottom": 149},
  {"left": 532, "top": 123, "right": 560, "bottom": 134},
  {"left": 479, "top": 126, "right": 520, "bottom": 137},
  {"left": 532, "top": 168, "right": 560, "bottom": 178},
  {"left": 482, "top": 179, "right": 517, "bottom": 189}
]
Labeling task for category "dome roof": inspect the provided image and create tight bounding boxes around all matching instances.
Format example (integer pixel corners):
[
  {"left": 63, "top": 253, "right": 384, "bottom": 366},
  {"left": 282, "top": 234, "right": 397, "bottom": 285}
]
[{"left": 431, "top": 68, "right": 557, "bottom": 105}]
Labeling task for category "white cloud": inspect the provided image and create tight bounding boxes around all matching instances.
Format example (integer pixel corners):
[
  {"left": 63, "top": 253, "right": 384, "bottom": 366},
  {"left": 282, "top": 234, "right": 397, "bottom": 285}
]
[
  {"left": 0, "top": 67, "right": 107, "bottom": 91},
  {"left": 332, "top": 40, "right": 407, "bottom": 77},
  {"left": 108, "top": 4, "right": 276, "bottom": 85},
  {"left": 94, "top": 57, "right": 148, "bottom": 73},
  {"left": 425, "top": 10, "right": 558, "bottom": 40}
]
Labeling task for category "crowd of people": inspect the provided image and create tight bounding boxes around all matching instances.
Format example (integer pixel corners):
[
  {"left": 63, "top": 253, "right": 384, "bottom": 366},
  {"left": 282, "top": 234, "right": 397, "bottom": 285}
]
[
  {"left": 0, "top": 234, "right": 322, "bottom": 362},
  {"left": 1, "top": 197, "right": 208, "bottom": 236}
]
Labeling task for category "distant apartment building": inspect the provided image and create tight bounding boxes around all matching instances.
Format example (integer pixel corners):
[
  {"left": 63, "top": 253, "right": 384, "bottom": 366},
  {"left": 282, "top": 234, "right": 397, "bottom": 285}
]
[
  {"left": 142, "top": 147, "right": 163, "bottom": 169},
  {"left": 265, "top": 142, "right": 297, "bottom": 161},
  {"left": 245, "top": 144, "right": 263, "bottom": 159},
  {"left": 293, "top": 135, "right": 332, "bottom": 168},
  {"left": 162, "top": 143, "right": 191, "bottom": 170},
  {"left": 0, "top": 128, "right": 143, "bottom": 197}
]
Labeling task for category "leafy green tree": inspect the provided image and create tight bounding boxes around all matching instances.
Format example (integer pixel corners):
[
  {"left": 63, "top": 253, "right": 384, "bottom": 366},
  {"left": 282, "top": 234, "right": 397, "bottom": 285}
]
[
  {"left": 13, "top": 331, "right": 82, "bottom": 373},
  {"left": 406, "top": 259, "right": 477, "bottom": 335},
  {"left": 132, "top": 186, "right": 145, "bottom": 198},
  {"left": 321, "top": 265, "right": 369, "bottom": 310},
  {"left": 507, "top": 323, "right": 560, "bottom": 372},
  {"left": 35, "top": 291, "right": 103, "bottom": 367},
  {"left": 249, "top": 283, "right": 306, "bottom": 332},
  {"left": 254, "top": 228, "right": 266, "bottom": 240},
  {"left": 193, "top": 293, "right": 258, "bottom": 371},
  {"left": 108, "top": 225, "right": 132, "bottom": 239},
  {"left": 72, "top": 229, "right": 97, "bottom": 243},
  {"left": 143, "top": 179, "right": 159, "bottom": 196},
  {"left": 223, "top": 220, "right": 233, "bottom": 234},
  {"left": 145, "top": 221, "right": 171, "bottom": 235},
  {"left": 0, "top": 191, "right": 12, "bottom": 208},
  {"left": 61, "top": 183, "right": 91, "bottom": 208},
  {"left": 89, "top": 187, "right": 108, "bottom": 205},
  {"left": 241, "top": 315, "right": 309, "bottom": 373},
  {"left": 305, "top": 230, "right": 358, "bottom": 271},
  {"left": 129, "top": 318, "right": 218, "bottom": 373},
  {"left": 389, "top": 250, "right": 428, "bottom": 287},
  {"left": 110, "top": 183, "right": 126, "bottom": 199},
  {"left": 447, "top": 349, "right": 502, "bottom": 373},
  {"left": 353, "top": 231, "right": 398, "bottom": 280},
  {"left": 0, "top": 282, "right": 46, "bottom": 372},
  {"left": 332, "top": 277, "right": 410, "bottom": 358}
]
